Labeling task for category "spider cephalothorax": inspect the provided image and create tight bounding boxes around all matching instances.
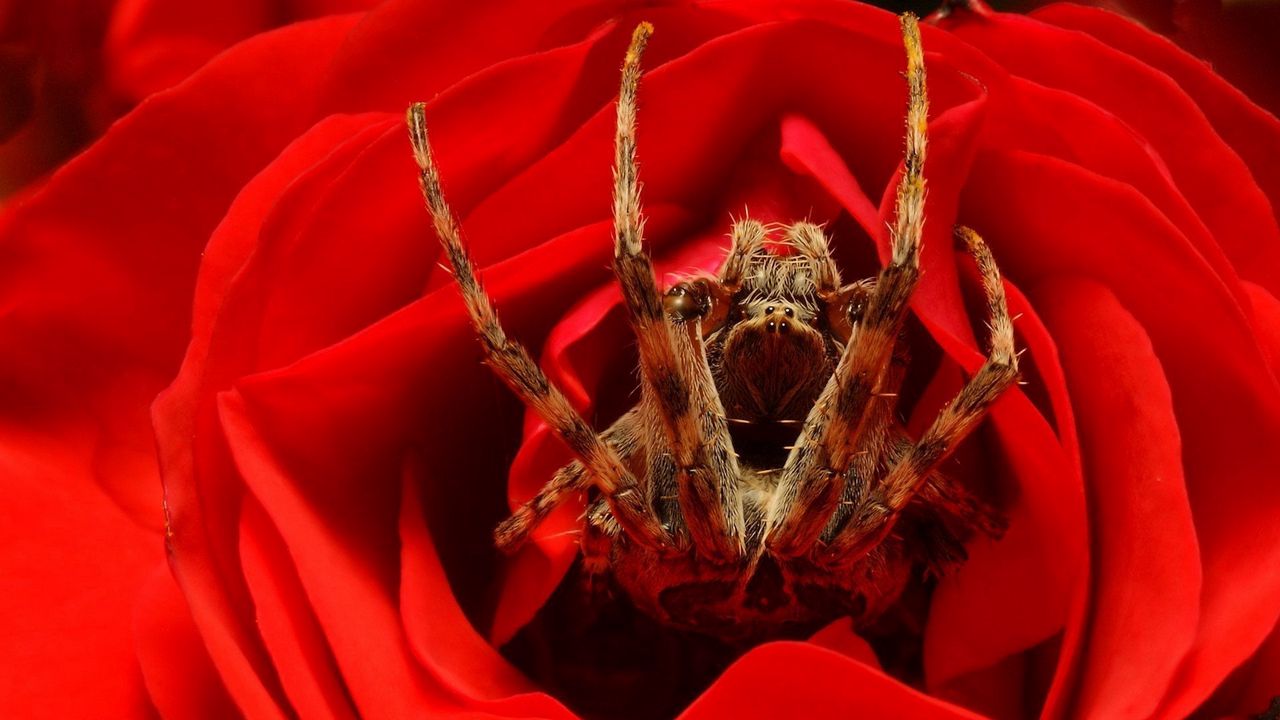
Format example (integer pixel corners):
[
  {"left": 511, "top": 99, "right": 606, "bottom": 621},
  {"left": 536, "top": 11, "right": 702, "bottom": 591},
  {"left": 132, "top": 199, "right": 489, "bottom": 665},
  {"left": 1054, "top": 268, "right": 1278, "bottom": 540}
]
[
  {"left": 709, "top": 245, "right": 839, "bottom": 424},
  {"left": 406, "top": 14, "right": 1017, "bottom": 644}
]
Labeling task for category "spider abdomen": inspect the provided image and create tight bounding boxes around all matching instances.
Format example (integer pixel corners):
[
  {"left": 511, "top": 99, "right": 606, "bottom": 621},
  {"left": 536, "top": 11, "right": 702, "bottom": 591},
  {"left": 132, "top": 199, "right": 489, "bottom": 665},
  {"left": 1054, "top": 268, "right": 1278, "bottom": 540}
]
[{"left": 606, "top": 513, "right": 912, "bottom": 644}]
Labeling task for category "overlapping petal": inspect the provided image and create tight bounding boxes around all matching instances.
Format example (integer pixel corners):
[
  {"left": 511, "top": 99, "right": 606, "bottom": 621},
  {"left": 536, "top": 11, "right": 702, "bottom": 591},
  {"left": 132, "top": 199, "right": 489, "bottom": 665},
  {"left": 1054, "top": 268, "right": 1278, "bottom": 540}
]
[{"left": 2, "top": 1, "right": 1278, "bottom": 718}]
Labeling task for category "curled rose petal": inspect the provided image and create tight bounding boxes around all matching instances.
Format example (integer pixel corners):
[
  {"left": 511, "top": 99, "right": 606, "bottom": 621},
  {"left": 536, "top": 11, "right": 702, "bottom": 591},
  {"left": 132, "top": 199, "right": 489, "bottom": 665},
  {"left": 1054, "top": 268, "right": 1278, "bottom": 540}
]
[
  {"left": 2, "top": 1, "right": 1279, "bottom": 717},
  {"left": 680, "top": 642, "right": 983, "bottom": 719},
  {"left": 1029, "top": 4, "right": 1280, "bottom": 215},
  {"left": 1037, "top": 278, "right": 1201, "bottom": 719}
]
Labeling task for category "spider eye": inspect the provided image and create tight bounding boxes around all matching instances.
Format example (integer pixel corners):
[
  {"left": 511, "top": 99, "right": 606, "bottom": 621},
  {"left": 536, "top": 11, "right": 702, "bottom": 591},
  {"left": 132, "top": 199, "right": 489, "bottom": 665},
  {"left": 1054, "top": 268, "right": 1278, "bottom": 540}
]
[
  {"left": 847, "top": 295, "right": 867, "bottom": 325},
  {"left": 663, "top": 282, "right": 710, "bottom": 321}
]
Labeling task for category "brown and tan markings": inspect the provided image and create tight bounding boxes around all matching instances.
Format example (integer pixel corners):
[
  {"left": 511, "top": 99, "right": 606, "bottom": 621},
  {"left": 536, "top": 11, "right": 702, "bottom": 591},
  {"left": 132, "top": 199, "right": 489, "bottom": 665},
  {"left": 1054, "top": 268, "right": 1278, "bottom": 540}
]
[{"left": 407, "top": 13, "right": 1018, "bottom": 643}]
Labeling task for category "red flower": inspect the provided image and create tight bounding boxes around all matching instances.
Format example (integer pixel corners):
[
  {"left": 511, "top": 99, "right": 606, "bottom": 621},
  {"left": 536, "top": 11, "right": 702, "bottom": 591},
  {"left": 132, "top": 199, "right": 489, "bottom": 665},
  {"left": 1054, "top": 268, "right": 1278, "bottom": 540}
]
[
  {"left": 2, "top": 1, "right": 1279, "bottom": 718},
  {"left": 1052, "top": 0, "right": 1280, "bottom": 118},
  {"left": 0, "top": 0, "right": 378, "bottom": 195}
]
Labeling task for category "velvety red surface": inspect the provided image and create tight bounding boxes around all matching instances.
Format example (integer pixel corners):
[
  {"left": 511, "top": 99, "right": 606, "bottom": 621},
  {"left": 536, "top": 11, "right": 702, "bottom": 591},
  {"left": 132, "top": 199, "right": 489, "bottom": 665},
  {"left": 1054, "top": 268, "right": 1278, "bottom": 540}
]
[{"left": 2, "top": 1, "right": 1278, "bottom": 718}]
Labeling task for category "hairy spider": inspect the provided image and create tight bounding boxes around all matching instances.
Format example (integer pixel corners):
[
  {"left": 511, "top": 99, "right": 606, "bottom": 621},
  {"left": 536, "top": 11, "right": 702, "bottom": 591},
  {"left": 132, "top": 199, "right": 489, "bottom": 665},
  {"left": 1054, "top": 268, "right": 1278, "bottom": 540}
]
[{"left": 406, "top": 14, "right": 1018, "bottom": 644}]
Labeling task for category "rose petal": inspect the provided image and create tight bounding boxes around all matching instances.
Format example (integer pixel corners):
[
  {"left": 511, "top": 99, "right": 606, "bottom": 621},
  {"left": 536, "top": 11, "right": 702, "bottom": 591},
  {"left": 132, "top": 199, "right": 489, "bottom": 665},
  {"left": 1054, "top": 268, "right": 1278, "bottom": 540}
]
[
  {"left": 1201, "top": 618, "right": 1280, "bottom": 718},
  {"left": 212, "top": 194, "right": 687, "bottom": 708},
  {"left": 982, "top": 76, "right": 1247, "bottom": 309},
  {"left": 963, "top": 149, "right": 1280, "bottom": 718},
  {"left": 400, "top": 461, "right": 576, "bottom": 717},
  {"left": 1037, "top": 277, "right": 1201, "bottom": 719},
  {"left": 0, "top": 16, "right": 356, "bottom": 531},
  {"left": 319, "top": 0, "right": 608, "bottom": 113},
  {"left": 810, "top": 618, "right": 884, "bottom": 668},
  {"left": 1031, "top": 4, "right": 1280, "bottom": 217},
  {"left": 218, "top": 389, "right": 451, "bottom": 717},
  {"left": 923, "top": 364, "right": 1084, "bottom": 701},
  {"left": 155, "top": 111, "right": 440, "bottom": 718},
  {"left": 946, "top": 10, "right": 1280, "bottom": 297},
  {"left": 134, "top": 563, "right": 241, "bottom": 719},
  {"left": 154, "top": 113, "right": 391, "bottom": 719},
  {"left": 1242, "top": 282, "right": 1280, "bottom": 379},
  {"left": 0, "top": 430, "right": 158, "bottom": 718},
  {"left": 468, "top": 18, "right": 982, "bottom": 265},
  {"left": 680, "top": 643, "right": 984, "bottom": 719},
  {"left": 1190, "top": 285, "right": 1280, "bottom": 716},
  {"left": 105, "top": 0, "right": 377, "bottom": 102},
  {"left": 105, "top": 1, "right": 273, "bottom": 101},
  {"left": 0, "top": 17, "right": 358, "bottom": 717},
  {"left": 778, "top": 113, "right": 884, "bottom": 252},
  {"left": 316, "top": 0, "right": 755, "bottom": 117},
  {"left": 241, "top": 499, "right": 359, "bottom": 719}
]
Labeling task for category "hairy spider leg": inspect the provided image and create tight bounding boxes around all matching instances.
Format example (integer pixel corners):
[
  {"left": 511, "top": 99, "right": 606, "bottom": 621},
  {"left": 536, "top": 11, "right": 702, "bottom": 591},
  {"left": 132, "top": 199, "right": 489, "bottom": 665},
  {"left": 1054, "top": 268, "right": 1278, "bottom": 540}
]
[
  {"left": 719, "top": 218, "right": 771, "bottom": 290},
  {"left": 493, "top": 410, "right": 643, "bottom": 552},
  {"left": 494, "top": 48, "right": 775, "bottom": 556},
  {"left": 824, "top": 226, "right": 1018, "bottom": 563},
  {"left": 820, "top": 340, "right": 1006, "bottom": 566},
  {"left": 611, "top": 23, "right": 744, "bottom": 562},
  {"left": 406, "top": 104, "right": 669, "bottom": 551},
  {"left": 784, "top": 221, "right": 878, "bottom": 345},
  {"left": 785, "top": 221, "right": 843, "bottom": 297},
  {"left": 818, "top": 339, "right": 905, "bottom": 541},
  {"left": 766, "top": 13, "right": 929, "bottom": 558}
]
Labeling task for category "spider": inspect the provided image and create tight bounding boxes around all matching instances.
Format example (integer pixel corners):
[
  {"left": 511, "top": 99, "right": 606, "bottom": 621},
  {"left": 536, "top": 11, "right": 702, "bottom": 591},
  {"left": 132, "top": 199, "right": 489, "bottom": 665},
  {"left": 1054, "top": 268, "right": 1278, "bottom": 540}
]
[{"left": 406, "top": 13, "right": 1018, "bottom": 644}]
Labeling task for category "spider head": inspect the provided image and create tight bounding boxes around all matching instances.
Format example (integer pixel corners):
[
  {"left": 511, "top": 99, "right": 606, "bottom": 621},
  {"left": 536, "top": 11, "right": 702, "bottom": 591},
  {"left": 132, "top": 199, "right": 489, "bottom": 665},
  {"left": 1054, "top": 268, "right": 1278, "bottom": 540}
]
[
  {"left": 660, "top": 236, "right": 869, "bottom": 435},
  {"left": 661, "top": 248, "right": 844, "bottom": 433},
  {"left": 741, "top": 300, "right": 804, "bottom": 337},
  {"left": 715, "top": 296, "right": 831, "bottom": 420},
  {"left": 729, "top": 298, "right": 821, "bottom": 345}
]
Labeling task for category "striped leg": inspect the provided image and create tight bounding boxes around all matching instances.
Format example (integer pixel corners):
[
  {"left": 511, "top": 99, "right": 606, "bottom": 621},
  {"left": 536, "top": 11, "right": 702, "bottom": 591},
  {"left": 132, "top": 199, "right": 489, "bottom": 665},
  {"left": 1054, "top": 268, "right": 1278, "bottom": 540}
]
[
  {"left": 766, "top": 13, "right": 929, "bottom": 558},
  {"left": 494, "top": 410, "right": 642, "bottom": 553},
  {"left": 407, "top": 104, "right": 668, "bottom": 551},
  {"left": 819, "top": 339, "right": 908, "bottom": 541},
  {"left": 612, "top": 24, "right": 742, "bottom": 561},
  {"left": 823, "top": 226, "right": 1018, "bottom": 565}
]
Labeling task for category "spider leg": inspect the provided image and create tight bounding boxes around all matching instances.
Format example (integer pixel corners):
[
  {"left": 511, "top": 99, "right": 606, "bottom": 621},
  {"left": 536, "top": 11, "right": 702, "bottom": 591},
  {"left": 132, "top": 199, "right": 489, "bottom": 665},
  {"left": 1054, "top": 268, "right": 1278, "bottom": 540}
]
[
  {"left": 612, "top": 24, "right": 743, "bottom": 562},
  {"left": 661, "top": 217, "right": 767, "bottom": 340},
  {"left": 719, "top": 217, "right": 770, "bottom": 290},
  {"left": 830, "top": 333, "right": 1003, "bottom": 538},
  {"left": 921, "top": 474, "right": 1007, "bottom": 540},
  {"left": 823, "top": 225, "right": 1018, "bottom": 565},
  {"left": 494, "top": 410, "right": 642, "bottom": 553},
  {"left": 825, "top": 401, "right": 1005, "bottom": 562},
  {"left": 786, "top": 221, "right": 880, "bottom": 346},
  {"left": 785, "top": 221, "right": 842, "bottom": 297},
  {"left": 844, "top": 350, "right": 1006, "bottom": 545},
  {"left": 579, "top": 497, "right": 625, "bottom": 603},
  {"left": 820, "top": 341, "right": 908, "bottom": 541},
  {"left": 406, "top": 104, "right": 669, "bottom": 552},
  {"left": 646, "top": 219, "right": 764, "bottom": 549},
  {"left": 819, "top": 335, "right": 998, "bottom": 547},
  {"left": 766, "top": 13, "right": 928, "bottom": 558}
]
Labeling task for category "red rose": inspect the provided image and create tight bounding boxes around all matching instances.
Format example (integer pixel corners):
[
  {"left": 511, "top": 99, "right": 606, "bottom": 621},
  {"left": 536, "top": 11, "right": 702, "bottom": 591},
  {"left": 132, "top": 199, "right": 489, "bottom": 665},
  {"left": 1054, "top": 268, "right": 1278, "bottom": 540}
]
[
  {"left": 1048, "top": 0, "right": 1280, "bottom": 118},
  {"left": 0, "top": 0, "right": 378, "bottom": 195},
  {"left": 3, "top": 1, "right": 1279, "bottom": 718}
]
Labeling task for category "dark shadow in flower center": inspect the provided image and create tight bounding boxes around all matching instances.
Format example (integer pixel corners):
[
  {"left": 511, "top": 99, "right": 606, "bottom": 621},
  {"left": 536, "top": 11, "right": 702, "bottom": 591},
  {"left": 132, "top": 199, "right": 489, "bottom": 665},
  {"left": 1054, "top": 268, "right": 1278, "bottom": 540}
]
[{"left": 500, "top": 562, "right": 939, "bottom": 719}]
